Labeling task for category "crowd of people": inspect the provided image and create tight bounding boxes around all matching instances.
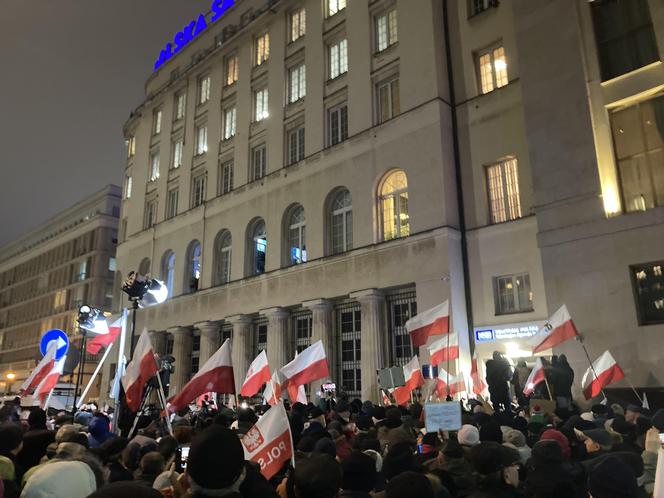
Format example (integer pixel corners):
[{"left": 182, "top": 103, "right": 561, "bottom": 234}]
[{"left": 1, "top": 379, "right": 663, "bottom": 498}]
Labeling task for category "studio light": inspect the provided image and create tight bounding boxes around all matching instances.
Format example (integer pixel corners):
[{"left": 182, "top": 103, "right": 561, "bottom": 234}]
[
  {"left": 77, "top": 306, "right": 110, "bottom": 335},
  {"left": 122, "top": 271, "right": 169, "bottom": 308}
]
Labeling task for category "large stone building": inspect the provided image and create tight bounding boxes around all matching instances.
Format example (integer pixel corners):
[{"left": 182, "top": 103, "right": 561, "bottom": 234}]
[
  {"left": 0, "top": 185, "right": 121, "bottom": 397},
  {"left": 104, "top": 0, "right": 664, "bottom": 404}
]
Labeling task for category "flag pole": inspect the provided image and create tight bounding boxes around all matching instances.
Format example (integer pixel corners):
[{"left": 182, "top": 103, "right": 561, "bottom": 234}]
[
  {"left": 446, "top": 331, "right": 451, "bottom": 399},
  {"left": 579, "top": 339, "right": 607, "bottom": 400},
  {"left": 76, "top": 343, "right": 114, "bottom": 409},
  {"left": 625, "top": 378, "right": 641, "bottom": 403},
  {"left": 543, "top": 375, "right": 553, "bottom": 400},
  {"left": 43, "top": 388, "right": 55, "bottom": 410}
]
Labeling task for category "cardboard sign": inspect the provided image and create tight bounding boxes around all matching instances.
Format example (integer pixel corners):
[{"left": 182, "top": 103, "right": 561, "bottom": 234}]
[
  {"left": 424, "top": 402, "right": 462, "bottom": 432},
  {"left": 529, "top": 398, "right": 556, "bottom": 416}
]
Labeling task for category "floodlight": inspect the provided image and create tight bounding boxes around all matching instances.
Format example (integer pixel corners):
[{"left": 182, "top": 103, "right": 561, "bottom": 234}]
[
  {"left": 77, "top": 306, "right": 109, "bottom": 335},
  {"left": 122, "top": 271, "right": 168, "bottom": 308}
]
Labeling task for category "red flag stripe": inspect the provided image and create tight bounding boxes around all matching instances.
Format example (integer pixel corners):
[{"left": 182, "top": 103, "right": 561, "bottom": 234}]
[
  {"left": 169, "top": 365, "right": 235, "bottom": 409},
  {"left": 241, "top": 364, "right": 271, "bottom": 397},
  {"left": 583, "top": 363, "right": 625, "bottom": 399},
  {"left": 125, "top": 351, "right": 159, "bottom": 412},
  {"left": 409, "top": 316, "right": 449, "bottom": 348},
  {"left": 533, "top": 319, "right": 578, "bottom": 353},
  {"left": 430, "top": 346, "right": 459, "bottom": 366},
  {"left": 283, "top": 358, "right": 329, "bottom": 389},
  {"left": 87, "top": 325, "right": 122, "bottom": 355}
]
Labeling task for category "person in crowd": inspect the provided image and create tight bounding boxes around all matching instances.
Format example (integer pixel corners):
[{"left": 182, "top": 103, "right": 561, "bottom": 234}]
[
  {"left": 485, "top": 352, "right": 512, "bottom": 412},
  {"left": 87, "top": 414, "right": 115, "bottom": 449},
  {"left": 524, "top": 440, "right": 583, "bottom": 498},
  {"left": 468, "top": 442, "right": 521, "bottom": 498},
  {"left": 16, "top": 409, "right": 55, "bottom": 480},
  {"left": 385, "top": 471, "right": 435, "bottom": 498},
  {"left": 339, "top": 451, "right": 377, "bottom": 498},
  {"left": 511, "top": 361, "right": 531, "bottom": 407},
  {"left": 624, "top": 404, "right": 643, "bottom": 424},
  {"left": 587, "top": 456, "right": 639, "bottom": 498},
  {"left": 21, "top": 460, "right": 97, "bottom": 498},
  {"left": 552, "top": 355, "right": 574, "bottom": 409}
]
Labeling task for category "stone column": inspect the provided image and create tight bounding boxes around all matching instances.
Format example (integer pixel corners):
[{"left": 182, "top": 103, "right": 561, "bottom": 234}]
[
  {"left": 261, "top": 307, "right": 291, "bottom": 372},
  {"left": 303, "top": 299, "right": 333, "bottom": 400},
  {"left": 149, "top": 330, "right": 168, "bottom": 357},
  {"left": 351, "top": 289, "right": 387, "bottom": 403},
  {"left": 168, "top": 326, "right": 192, "bottom": 396},
  {"left": 194, "top": 321, "right": 220, "bottom": 365},
  {"left": 229, "top": 315, "right": 253, "bottom": 394}
]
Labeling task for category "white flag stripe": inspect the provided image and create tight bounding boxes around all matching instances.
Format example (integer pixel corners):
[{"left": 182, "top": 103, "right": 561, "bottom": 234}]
[
  {"left": 405, "top": 301, "right": 449, "bottom": 332},
  {"left": 280, "top": 341, "right": 326, "bottom": 379}
]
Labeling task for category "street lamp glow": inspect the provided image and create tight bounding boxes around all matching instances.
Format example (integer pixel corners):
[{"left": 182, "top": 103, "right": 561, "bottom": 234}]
[{"left": 6, "top": 372, "right": 16, "bottom": 380}]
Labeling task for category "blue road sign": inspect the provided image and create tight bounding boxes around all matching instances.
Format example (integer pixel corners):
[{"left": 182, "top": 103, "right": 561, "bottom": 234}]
[{"left": 40, "top": 329, "right": 69, "bottom": 360}]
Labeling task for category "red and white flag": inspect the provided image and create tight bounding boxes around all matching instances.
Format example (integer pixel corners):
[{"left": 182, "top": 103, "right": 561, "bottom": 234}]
[
  {"left": 582, "top": 350, "right": 625, "bottom": 400},
  {"left": 34, "top": 356, "right": 66, "bottom": 403},
  {"left": 523, "top": 357, "right": 546, "bottom": 396},
  {"left": 393, "top": 356, "right": 425, "bottom": 406},
  {"left": 288, "top": 384, "right": 307, "bottom": 405},
  {"left": 241, "top": 350, "right": 271, "bottom": 397},
  {"left": 530, "top": 305, "right": 579, "bottom": 354},
  {"left": 168, "top": 339, "right": 235, "bottom": 412},
  {"left": 280, "top": 341, "right": 329, "bottom": 391},
  {"left": 263, "top": 371, "right": 282, "bottom": 406},
  {"left": 381, "top": 389, "right": 392, "bottom": 406},
  {"left": 471, "top": 354, "right": 487, "bottom": 395},
  {"left": 428, "top": 332, "right": 459, "bottom": 366},
  {"left": 121, "top": 329, "right": 158, "bottom": 412},
  {"left": 435, "top": 368, "right": 466, "bottom": 398},
  {"left": 405, "top": 301, "right": 449, "bottom": 348},
  {"left": 87, "top": 314, "right": 124, "bottom": 355},
  {"left": 393, "top": 386, "right": 410, "bottom": 406},
  {"left": 20, "top": 342, "right": 58, "bottom": 394},
  {"left": 242, "top": 402, "right": 294, "bottom": 480}
]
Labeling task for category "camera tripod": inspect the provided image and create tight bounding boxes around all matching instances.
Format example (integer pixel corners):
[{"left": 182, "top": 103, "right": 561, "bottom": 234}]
[{"left": 128, "top": 374, "right": 173, "bottom": 438}]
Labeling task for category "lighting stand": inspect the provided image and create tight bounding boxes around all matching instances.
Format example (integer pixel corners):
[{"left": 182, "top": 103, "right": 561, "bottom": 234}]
[
  {"left": 72, "top": 328, "right": 88, "bottom": 411},
  {"left": 128, "top": 374, "right": 173, "bottom": 438}
]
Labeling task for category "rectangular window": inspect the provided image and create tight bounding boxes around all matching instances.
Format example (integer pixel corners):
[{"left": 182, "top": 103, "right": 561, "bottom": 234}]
[
  {"left": 192, "top": 175, "right": 206, "bottom": 208},
  {"left": 287, "top": 126, "right": 306, "bottom": 165},
  {"left": 223, "top": 107, "right": 237, "bottom": 140},
  {"left": 610, "top": 95, "right": 664, "bottom": 212},
  {"left": 254, "top": 320, "right": 268, "bottom": 357},
  {"left": 175, "top": 92, "right": 186, "bottom": 120},
  {"left": 337, "top": 303, "right": 361, "bottom": 398},
  {"left": 387, "top": 291, "right": 416, "bottom": 367},
  {"left": 220, "top": 160, "right": 234, "bottom": 194},
  {"left": 631, "top": 261, "right": 664, "bottom": 325},
  {"left": 127, "top": 136, "right": 136, "bottom": 158},
  {"left": 288, "top": 63, "right": 306, "bottom": 103},
  {"left": 153, "top": 109, "right": 162, "bottom": 135},
  {"left": 254, "top": 88, "right": 269, "bottom": 121},
  {"left": 469, "top": 0, "right": 498, "bottom": 17},
  {"left": 486, "top": 158, "right": 522, "bottom": 224},
  {"left": 150, "top": 152, "right": 160, "bottom": 181},
  {"left": 225, "top": 55, "right": 239, "bottom": 86},
  {"left": 144, "top": 198, "right": 157, "bottom": 229},
  {"left": 493, "top": 273, "right": 533, "bottom": 315},
  {"left": 329, "top": 39, "right": 348, "bottom": 79},
  {"left": 172, "top": 140, "right": 183, "bottom": 169},
  {"left": 328, "top": 103, "right": 348, "bottom": 146},
  {"left": 166, "top": 188, "right": 178, "bottom": 219},
  {"left": 292, "top": 312, "right": 312, "bottom": 354},
  {"left": 376, "top": 9, "right": 398, "bottom": 52},
  {"left": 477, "top": 45, "right": 508, "bottom": 94},
  {"left": 377, "top": 77, "right": 400, "bottom": 123},
  {"left": 124, "top": 175, "right": 132, "bottom": 199},
  {"left": 290, "top": 7, "right": 306, "bottom": 42},
  {"left": 251, "top": 144, "right": 267, "bottom": 181},
  {"left": 590, "top": 0, "right": 659, "bottom": 81},
  {"left": 255, "top": 33, "right": 270, "bottom": 66},
  {"left": 195, "top": 125, "right": 208, "bottom": 155},
  {"left": 328, "top": 0, "right": 346, "bottom": 17},
  {"left": 199, "top": 75, "right": 211, "bottom": 104}
]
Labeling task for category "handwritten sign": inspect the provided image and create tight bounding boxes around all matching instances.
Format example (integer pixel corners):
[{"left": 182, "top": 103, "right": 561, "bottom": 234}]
[{"left": 424, "top": 402, "right": 462, "bottom": 432}]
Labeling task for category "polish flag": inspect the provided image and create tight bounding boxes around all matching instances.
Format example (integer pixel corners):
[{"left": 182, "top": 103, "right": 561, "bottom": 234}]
[
  {"left": 241, "top": 351, "right": 271, "bottom": 397},
  {"left": 20, "top": 342, "right": 58, "bottom": 394},
  {"left": 403, "top": 355, "right": 425, "bottom": 392},
  {"left": 530, "top": 305, "right": 579, "bottom": 354},
  {"left": 168, "top": 339, "right": 235, "bottom": 412},
  {"left": 393, "top": 385, "right": 411, "bottom": 406},
  {"left": 34, "top": 356, "right": 66, "bottom": 403},
  {"left": 242, "top": 402, "right": 294, "bottom": 480},
  {"left": 406, "top": 301, "right": 450, "bottom": 348},
  {"left": 435, "top": 368, "right": 466, "bottom": 398},
  {"left": 280, "top": 341, "right": 329, "bottom": 391},
  {"left": 582, "top": 350, "right": 625, "bottom": 400},
  {"left": 523, "top": 357, "right": 546, "bottom": 396},
  {"left": 288, "top": 384, "right": 307, "bottom": 405},
  {"left": 263, "top": 371, "right": 282, "bottom": 406},
  {"left": 87, "top": 314, "right": 123, "bottom": 355},
  {"left": 381, "top": 390, "right": 392, "bottom": 406},
  {"left": 121, "top": 329, "right": 158, "bottom": 412},
  {"left": 428, "top": 332, "right": 459, "bottom": 366},
  {"left": 471, "top": 354, "right": 487, "bottom": 395}
]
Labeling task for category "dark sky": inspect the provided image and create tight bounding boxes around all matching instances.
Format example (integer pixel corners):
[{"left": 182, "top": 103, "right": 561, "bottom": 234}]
[{"left": 0, "top": 0, "right": 211, "bottom": 247}]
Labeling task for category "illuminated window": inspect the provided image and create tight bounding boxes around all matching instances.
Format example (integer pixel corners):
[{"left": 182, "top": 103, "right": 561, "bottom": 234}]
[
  {"left": 610, "top": 95, "right": 664, "bottom": 213},
  {"left": 287, "top": 205, "right": 307, "bottom": 265},
  {"left": 153, "top": 109, "right": 162, "bottom": 135},
  {"left": 175, "top": 92, "right": 186, "bottom": 120},
  {"left": 124, "top": 175, "right": 132, "bottom": 199},
  {"left": 195, "top": 125, "right": 208, "bottom": 155},
  {"left": 330, "top": 189, "right": 352, "bottom": 254},
  {"left": 255, "top": 33, "right": 270, "bottom": 66},
  {"left": 149, "top": 152, "right": 160, "bottom": 181},
  {"left": 254, "top": 88, "right": 269, "bottom": 121},
  {"left": 486, "top": 158, "right": 522, "bottom": 224},
  {"left": 469, "top": 0, "right": 498, "bottom": 17},
  {"left": 186, "top": 241, "right": 201, "bottom": 293},
  {"left": 249, "top": 220, "right": 267, "bottom": 275},
  {"left": 220, "top": 160, "right": 234, "bottom": 195},
  {"left": 225, "top": 55, "right": 239, "bottom": 86},
  {"left": 328, "top": 103, "right": 348, "bottom": 146},
  {"left": 327, "top": 0, "right": 346, "bottom": 17},
  {"left": 329, "top": 39, "right": 348, "bottom": 79},
  {"left": 287, "top": 126, "right": 305, "bottom": 165},
  {"left": 377, "top": 77, "right": 400, "bottom": 123},
  {"left": 166, "top": 188, "right": 178, "bottom": 219},
  {"left": 380, "top": 170, "right": 409, "bottom": 241},
  {"left": 477, "top": 45, "right": 508, "bottom": 94},
  {"left": 162, "top": 251, "right": 175, "bottom": 296},
  {"left": 388, "top": 291, "right": 416, "bottom": 366},
  {"left": 172, "top": 140, "right": 183, "bottom": 169},
  {"left": 251, "top": 144, "right": 267, "bottom": 181},
  {"left": 290, "top": 8, "right": 306, "bottom": 42},
  {"left": 493, "top": 273, "right": 533, "bottom": 315},
  {"left": 198, "top": 75, "right": 211, "bottom": 104},
  {"left": 191, "top": 174, "right": 206, "bottom": 208},
  {"left": 223, "top": 107, "right": 237, "bottom": 140},
  {"left": 289, "top": 63, "right": 306, "bottom": 103},
  {"left": 144, "top": 198, "right": 157, "bottom": 229},
  {"left": 376, "top": 9, "right": 398, "bottom": 52},
  {"left": 127, "top": 136, "right": 136, "bottom": 158}
]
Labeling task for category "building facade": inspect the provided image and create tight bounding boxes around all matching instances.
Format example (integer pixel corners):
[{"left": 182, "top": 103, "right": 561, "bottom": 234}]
[
  {"left": 104, "top": 0, "right": 664, "bottom": 404},
  {"left": 0, "top": 185, "right": 121, "bottom": 397}
]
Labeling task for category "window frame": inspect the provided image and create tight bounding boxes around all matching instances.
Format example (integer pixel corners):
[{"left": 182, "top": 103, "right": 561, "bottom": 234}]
[
  {"left": 223, "top": 106, "right": 237, "bottom": 140},
  {"left": 493, "top": 273, "right": 534, "bottom": 315},
  {"left": 166, "top": 187, "right": 179, "bottom": 219},
  {"left": 380, "top": 170, "right": 410, "bottom": 241},
  {"left": 152, "top": 108, "right": 163, "bottom": 135},
  {"left": 251, "top": 143, "right": 267, "bottom": 182},
  {"left": 485, "top": 157, "right": 522, "bottom": 224},
  {"left": 124, "top": 175, "right": 132, "bottom": 199},
  {"left": 219, "top": 159, "right": 234, "bottom": 195},
  {"left": 286, "top": 205, "right": 307, "bottom": 266},
  {"left": 174, "top": 92, "right": 186, "bottom": 121},
  {"left": 286, "top": 125, "right": 306, "bottom": 165},
  {"left": 376, "top": 76, "right": 400, "bottom": 124},
  {"left": 215, "top": 231, "right": 233, "bottom": 286},
  {"left": 327, "top": 0, "right": 347, "bottom": 18},
  {"left": 225, "top": 54, "right": 239, "bottom": 86},
  {"left": 149, "top": 151, "right": 160, "bottom": 182},
  {"left": 195, "top": 124, "right": 208, "bottom": 156},
  {"left": 249, "top": 220, "right": 267, "bottom": 276},
  {"left": 198, "top": 74, "right": 211, "bottom": 105},
  {"left": 254, "top": 32, "right": 270, "bottom": 66},
  {"left": 254, "top": 87, "right": 269, "bottom": 122},
  {"left": 328, "top": 38, "right": 348, "bottom": 80},
  {"left": 144, "top": 197, "right": 158, "bottom": 229},
  {"left": 476, "top": 44, "right": 508, "bottom": 95},
  {"left": 330, "top": 188, "right": 353, "bottom": 255},
  {"left": 290, "top": 7, "right": 306, "bottom": 43},
  {"left": 327, "top": 102, "right": 348, "bottom": 146},
  {"left": 191, "top": 174, "right": 207, "bottom": 208},
  {"left": 127, "top": 136, "right": 136, "bottom": 158},
  {"left": 630, "top": 261, "right": 664, "bottom": 325},
  {"left": 375, "top": 7, "right": 398, "bottom": 53},
  {"left": 172, "top": 139, "right": 183, "bottom": 169},
  {"left": 288, "top": 63, "right": 307, "bottom": 103}
]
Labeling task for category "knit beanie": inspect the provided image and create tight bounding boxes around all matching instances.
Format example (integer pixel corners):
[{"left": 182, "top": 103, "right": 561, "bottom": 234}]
[
  {"left": 587, "top": 456, "right": 638, "bottom": 498},
  {"left": 458, "top": 424, "right": 480, "bottom": 447},
  {"left": 540, "top": 429, "right": 571, "bottom": 459}
]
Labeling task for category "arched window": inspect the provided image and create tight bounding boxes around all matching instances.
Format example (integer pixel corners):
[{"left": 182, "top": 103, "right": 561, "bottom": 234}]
[
  {"left": 185, "top": 241, "right": 202, "bottom": 293},
  {"left": 330, "top": 189, "right": 352, "bottom": 254},
  {"left": 138, "top": 257, "right": 151, "bottom": 276},
  {"left": 379, "top": 170, "right": 409, "bottom": 240},
  {"left": 287, "top": 205, "right": 306, "bottom": 265},
  {"left": 161, "top": 251, "right": 175, "bottom": 297},
  {"left": 213, "top": 230, "right": 232, "bottom": 286},
  {"left": 248, "top": 219, "right": 267, "bottom": 275}
]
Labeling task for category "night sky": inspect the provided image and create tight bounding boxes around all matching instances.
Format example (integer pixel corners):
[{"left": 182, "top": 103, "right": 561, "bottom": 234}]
[{"left": 0, "top": 0, "right": 211, "bottom": 248}]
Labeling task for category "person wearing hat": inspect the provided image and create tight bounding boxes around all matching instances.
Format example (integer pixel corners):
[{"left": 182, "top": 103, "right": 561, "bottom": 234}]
[
  {"left": 503, "top": 429, "right": 531, "bottom": 463},
  {"left": 458, "top": 425, "right": 480, "bottom": 457},
  {"left": 587, "top": 456, "right": 639, "bottom": 498},
  {"left": 340, "top": 451, "right": 377, "bottom": 498},
  {"left": 624, "top": 404, "right": 642, "bottom": 424},
  {"left": 524, "top": 440, "right": 583, "bottom": 498},
  {"left": 290, "top": 453, "right": 341, "bottom": 498},
  {"left": 582, "top": 428, "right": 614, "bottom": 456},
  {"left": 468, "top": 442, "right": 521, "bottom": 497},
  {"left": 440, "top": 436, "right": 476, "bottom": 496}
]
